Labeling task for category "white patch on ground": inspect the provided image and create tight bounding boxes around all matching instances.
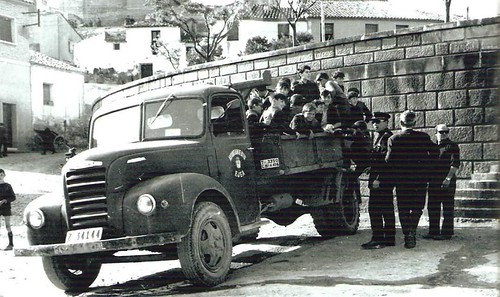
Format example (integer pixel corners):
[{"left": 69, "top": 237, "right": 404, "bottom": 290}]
[{"left": 465, "top": 252, "right": 499, "bottom": 284}]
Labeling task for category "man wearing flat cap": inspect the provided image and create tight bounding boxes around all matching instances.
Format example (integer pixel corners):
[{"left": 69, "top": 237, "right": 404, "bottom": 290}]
[
  {"left": 385, "top": 110, "right": 437, "bottom": 249},
  {"left": 424, "top": 124, "right": 460, "bottom": 240},
  {"left": 362, "top": 112, "right": 395, "bottom": 249}
]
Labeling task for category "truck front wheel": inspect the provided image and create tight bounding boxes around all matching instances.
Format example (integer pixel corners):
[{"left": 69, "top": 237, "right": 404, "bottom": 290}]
[
  {"left": 178, "top": 202, "right": 232, "bottom": 286},
  {"left": 42, "top": 255, "right": 101, "bottom": 290},
  {"left": 312, "top": 172, "right": 360, "bottom": 237}
]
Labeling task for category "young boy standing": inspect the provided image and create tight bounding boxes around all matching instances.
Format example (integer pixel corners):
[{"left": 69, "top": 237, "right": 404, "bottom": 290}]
[{"left": 0, "top": 169, "right": 16, "bottom": 250}]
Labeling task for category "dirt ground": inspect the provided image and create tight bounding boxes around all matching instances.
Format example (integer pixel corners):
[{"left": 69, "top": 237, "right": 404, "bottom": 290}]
[{"left": 0, "top": 152, "right": 498, "bottom": 297}]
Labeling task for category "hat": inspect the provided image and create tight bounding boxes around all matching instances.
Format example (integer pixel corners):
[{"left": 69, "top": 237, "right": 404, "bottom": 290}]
[
  {"left": 370, "top": 112, "right": 391, "bottom": 121},
  {"left": 400, "top": 110, "right": 416, "bottom": 126},
  {"left": 315, "top": 72, "right": 329, "bottom": 81},
  {"left": 352, "top": 120, "right": 367, "bottom": 130},
  {"left": 347, "top": 87, "right": 359, "bottom": 94},
  {"left": 435, "top": 124, "right": 449, "bottom": 132}
]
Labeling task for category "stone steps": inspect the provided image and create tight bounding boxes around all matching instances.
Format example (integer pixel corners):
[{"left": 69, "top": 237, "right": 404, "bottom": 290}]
[{"left": 455, "top": 207, "right": 500, "bottom": 219}]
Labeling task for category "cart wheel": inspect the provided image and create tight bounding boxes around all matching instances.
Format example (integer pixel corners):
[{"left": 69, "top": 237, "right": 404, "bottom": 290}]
[{"left": 53, "top": 136, "right": 66, "bottom": 152}]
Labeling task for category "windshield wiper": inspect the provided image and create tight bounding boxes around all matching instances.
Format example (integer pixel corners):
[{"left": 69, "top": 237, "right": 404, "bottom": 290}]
[{"left": 150, "top": 94, "right": 175, "bottom": 125}]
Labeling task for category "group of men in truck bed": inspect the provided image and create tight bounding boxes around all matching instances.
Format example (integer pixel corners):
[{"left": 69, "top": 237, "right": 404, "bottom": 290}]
[{"left": 245, "top": 65, "right": 460, "bottom": 250}]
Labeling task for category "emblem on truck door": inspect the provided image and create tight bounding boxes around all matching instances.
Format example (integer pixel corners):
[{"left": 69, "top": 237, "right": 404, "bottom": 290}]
[{"left": 228, "top": 149, "right": 247, "bottom": 178}]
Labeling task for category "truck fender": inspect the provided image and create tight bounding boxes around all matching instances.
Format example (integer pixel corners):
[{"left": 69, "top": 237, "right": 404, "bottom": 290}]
[
  {"left": 123, "top": 173, "right": 241, "bottom": 238},
  {"left": 23, "top": 192, "right": 67, "bottom": 245}
]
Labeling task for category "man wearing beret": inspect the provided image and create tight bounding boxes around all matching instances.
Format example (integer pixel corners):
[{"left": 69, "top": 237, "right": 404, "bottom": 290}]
[
  {"left": 362, "top": 112, "right": 395, "bottom": 249},
  {"left": 424, "top": 124, "right": 460, "bottom": 240},
  {"left": 385, "top": 110, "right": 438, "bottom": 249}
]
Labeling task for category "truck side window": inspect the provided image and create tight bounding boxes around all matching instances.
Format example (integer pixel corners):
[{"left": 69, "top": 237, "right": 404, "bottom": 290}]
[{"left": 211, "top": 96, "right": 245, "bottom": 136}]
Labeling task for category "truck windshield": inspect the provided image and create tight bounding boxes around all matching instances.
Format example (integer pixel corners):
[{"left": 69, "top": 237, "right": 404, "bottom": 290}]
[
  {"left": 91, "top": 106, "right": 141, "bottom": 148},
  {"left": 143, "top": 98, "right": 204, "bottom": 139}
]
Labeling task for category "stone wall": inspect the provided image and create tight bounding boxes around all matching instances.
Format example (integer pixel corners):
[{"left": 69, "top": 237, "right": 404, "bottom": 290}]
[{"left": 99, "top": 17, "right": 500, "bottom": 182}]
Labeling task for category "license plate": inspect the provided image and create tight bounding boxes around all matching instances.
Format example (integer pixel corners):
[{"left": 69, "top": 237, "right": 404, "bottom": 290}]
[
  {"left": 65, "top": 227, "right": 103, "bottom": 244},
  {"left": 260, "top": 158, "right": 280, "bottom": 169}
]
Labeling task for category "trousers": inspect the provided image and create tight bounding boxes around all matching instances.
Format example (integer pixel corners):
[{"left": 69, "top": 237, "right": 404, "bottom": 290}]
[
  {"left": 427, "top": 180, "right": 456, "bottom": 236},
  {"left": 395, "top": 182, "right": 427, "bottom": 236}
]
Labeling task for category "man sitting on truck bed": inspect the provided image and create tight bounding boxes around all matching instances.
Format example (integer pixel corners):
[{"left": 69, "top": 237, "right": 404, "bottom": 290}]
[
  {"left": 260, "top": 93, "right": 299, "bottom": 137},
  {"left": 290, "top": 103, "right": 323, "bottom": 139}
]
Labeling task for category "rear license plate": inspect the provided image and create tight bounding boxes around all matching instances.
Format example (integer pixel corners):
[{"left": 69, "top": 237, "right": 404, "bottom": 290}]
[{"left": 65, "top": 227, "right": 103, "bottom": 244}]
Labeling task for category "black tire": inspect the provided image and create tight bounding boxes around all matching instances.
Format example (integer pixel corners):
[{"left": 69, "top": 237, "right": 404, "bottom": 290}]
[
  {"left": 312, "top": 171, "right": 360, "bottom": 237},
  {"left": 42, "top": 255, "right": 101, "bottom": 291},
  {"left": 178, "top": 202, "right": 232, "bottom": 286},
  {"left": 53, "top": 135, "right": 66, "bottom": 152}
]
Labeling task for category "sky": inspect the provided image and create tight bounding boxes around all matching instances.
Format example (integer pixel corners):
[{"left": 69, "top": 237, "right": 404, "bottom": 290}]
[{"left": 195, "top": 0, "right": 500, "bottom": 20}]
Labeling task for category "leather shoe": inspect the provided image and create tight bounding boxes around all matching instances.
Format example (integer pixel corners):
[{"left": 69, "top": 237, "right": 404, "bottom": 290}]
[
  {"left": 3, "top": 244, "right": 13, "bottom": 251},
  {"left": 385, "top": 240, "right": 396, "bottom": 246},
  {"left": 361, "top": 240, "right": 386, "bottom": 249}
]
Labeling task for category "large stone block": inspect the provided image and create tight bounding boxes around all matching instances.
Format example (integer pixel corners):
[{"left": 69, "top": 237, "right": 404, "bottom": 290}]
[
  {"left": 407, "top": 92, "right": 436, "bottom": 110},
  {"left": 457, "top": 161, "right": 472, "bottom": 178},
  {"left": 421, "top": 31, "right": 442, "bottom": 45},
  {"left": 342, "top": 65, "right": 367, "bottom": 80},
  {"left": 394, "top": 57, "right": 442, "bottom": 75},
  {"left": 425, "top": 72, "right": 454, "bottom": 91},
  {"left": 209, "top": 67, "right": 220, "bottom": 78},
  {"left": 442, "top": 53, "right": 481, "bottom": 71},
  {"left": 183, "top": 71, "right": 198, "bottom": 83},
  {"left": 473, "top": 162, "right": 494, "bottom": 174},
  {"left": 455, "top": 108, "right": 484, "bottom": 125},
  {"left": 386, "top": 75, "right": 425, "bottom": 94},
  {"left": 269, "top": 56, "right": 287, "bottom": 67},
  {"left": 465, "top": 24, "right": 500, "bottom": 39},
  {"left": 481, "top": 51, "right": 499, "bottom": 68},
  {"left": 298, "top": 60, "right": 321, "bottom": 72},
  {"left": 172, "top": 74, "right": 184, "bottom": 85},
  {"left": 474, "top": 125, "right": 499, "bottom": 142},
  {"left": 246, "top": 70, "right": 261, "bottom": 81},
  {"left": 279, "top": 64, "right": 298, "bottom": 76},
  {"left": 344, "top": 53, "right": 373, "bottom": 66},
  {"left": 366, "top": 62, "right": 394, "bottom": 79},
  {"left": 397, "top": 34, "right": 421, "bottom": 47},
  {"left": 198, "top": 69, "right": 209, "bottom": 80},
  {"left": 484, "top": 107, "right": 497, "bottom": 124},
  {"left": 374, "top": 49, "right": 404, "bottom": 62},
  {"left": 314, "top": 47, "right": 335, "bottom": 59},
  {"left": 237, "top": 61, "right": 253, "bottom": 72},
  {"left": 354, "top": 39, "right": 381, "bottom": 53},
  {"left": 459, "top": 143, "right": 483, "bottom": 160},
  {"left": 335, "top": 44, "right": 354, "bottom": 56},
  {"left": 455, "top": 69, "right": 492, "bottom": 89},
  {"left": 469, "top": 88, "right": 497, "bottom": 106},
  {"left": 435, "top": 43, "right": 449, "bottom": 55},
  {"left": 382, "top": 37, "right": 396, "bottom": 49},
  {"left": 483, "top": 142, "right": 500, "bottom": 160},
  {"left": 254, "top": 59, "right": 269, "bottom": 70},
  {"left": 452, "top": 126, "right": 474, "bottom": 143},
  {"left": 426, "top": 109, "right": 453, "bottom": 127},
  {"left": 372, "top": 95, "right": 406, "bottom": 113},
  {"left": 450, "top": 40, "right": 480, "bottom": 54},
  {"left": 361, "top": 78, "right": 385, "bottom": 96},
  {"left": 405, "top": 45, "right": 435, "bottom": 58},
  {"left": 437, "top": 90, "right": 467, "bottom": 109},
  {"left": 321, "top": 57, "right": 343, "bottom": 70},
  {"left": 287, "top": 51, "right": 313, "bottom": 64},
  {"left": 220, "top": 64, "right": 237, "bottom": 76},
  {"left": 215, "top": 75, "right": 230, "bottom": 85},
  {"left": 230, "top": 73, "right": 246, "bottom": 83},
  {"left": 442, "top": 28, "right": 465, "bottom": 42},
  {"left": 481, "top": 37, "right": 500, "bottom": 50}
]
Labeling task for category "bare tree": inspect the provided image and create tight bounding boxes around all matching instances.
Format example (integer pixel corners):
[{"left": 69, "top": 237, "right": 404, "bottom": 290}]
[
  {"left": 445, "top": 0, "right": 452, "bottom": 22},
  {"left": 264, "top": 0, "right": 318, "bottom": 46},
  {"left": 145, "top": 0, "right": 253, "bottom": 64}
]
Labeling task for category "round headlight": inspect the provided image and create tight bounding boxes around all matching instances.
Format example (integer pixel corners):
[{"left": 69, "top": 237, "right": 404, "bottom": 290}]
[
  {"left": 27, "top": 209, "right": 45, "bottom": 229},
  {"left": 137, "top": 194, "right": 156, "bottom": 215}
]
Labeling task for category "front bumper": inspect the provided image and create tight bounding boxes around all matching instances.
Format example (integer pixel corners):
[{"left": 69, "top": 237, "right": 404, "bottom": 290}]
[{"left": 14, "top": 232, "right": 182, "bottom": 257}]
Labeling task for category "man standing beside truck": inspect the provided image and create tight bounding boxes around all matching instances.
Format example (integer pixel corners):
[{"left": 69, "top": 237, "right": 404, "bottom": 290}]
[{"left": 385, "top": 110, "right": 436, "bottom": 249}]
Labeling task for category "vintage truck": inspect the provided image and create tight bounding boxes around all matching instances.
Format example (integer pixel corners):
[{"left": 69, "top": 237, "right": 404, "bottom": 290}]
[{"left": 15, "top": 71, "right": 360, "bottom": 290}]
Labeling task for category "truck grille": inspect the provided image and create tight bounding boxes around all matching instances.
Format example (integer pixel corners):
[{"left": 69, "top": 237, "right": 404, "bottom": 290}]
[{"left": 65, "top": 167, "right": 108, "bottom": 229}]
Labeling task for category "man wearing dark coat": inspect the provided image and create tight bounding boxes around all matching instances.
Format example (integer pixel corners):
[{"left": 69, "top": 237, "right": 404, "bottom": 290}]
[
  {"left": 385, "top": 110, "right": 437, "bottom": 249},
  {"left": 362, "top": 112, "right": 395, "bottom": 249}
]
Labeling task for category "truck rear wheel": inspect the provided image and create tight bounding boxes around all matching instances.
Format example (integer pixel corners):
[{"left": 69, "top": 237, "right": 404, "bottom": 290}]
[
  {"left": 42, "top": 255, "right": 101, "bottom": 290},
  {"left": 178, "top": 202, "right": 232, "bottom": 286},
  {"left": 312, "top": 172, "right": 360, "bottom": 237}
]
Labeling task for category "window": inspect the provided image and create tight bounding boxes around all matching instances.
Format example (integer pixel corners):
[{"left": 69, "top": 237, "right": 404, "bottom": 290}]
[
  {"left": 278, "top": 23, "right": 290, "bottom": 39},
  {"left": 365, "top": 24, "right": 379, "bottom": 34},
  {"left": 140, "top": 63, "right": 153, "bottom": 78},
  {"left": 227, "top": 22, "right": 239, "bottom": 41},
  {"left": 151, "top": 30, "right": 160, "bottom": 43},
  {"left": 396, "top": 25, "right": 409, "bottom": 30},
  {"left": 211, "top": 96, "right": 245, "bottom": 136},
  {"left": 113, "top": 43, "right": 120, "bottom": 50},
  {"left": 43, "top": 83, "right": 53, "bottom": 106},
  {"left": 0, "top": 15, "right": 14, "bottom": 43},
  {"left": 68, "top": 40, "right": 75, "bottom": 53},
  {"left": 324, "top": 23, "right": 334, "bottom": 41}
]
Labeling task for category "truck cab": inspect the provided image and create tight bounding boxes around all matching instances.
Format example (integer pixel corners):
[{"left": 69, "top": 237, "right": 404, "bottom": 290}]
[{"left": 15, "top": 77, "right": 359, "bottom": 290}]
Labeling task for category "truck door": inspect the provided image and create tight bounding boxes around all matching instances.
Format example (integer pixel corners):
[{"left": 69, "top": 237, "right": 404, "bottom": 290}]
[{"left": 210, "top": 94, "right": 259, "bottom": 225}]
